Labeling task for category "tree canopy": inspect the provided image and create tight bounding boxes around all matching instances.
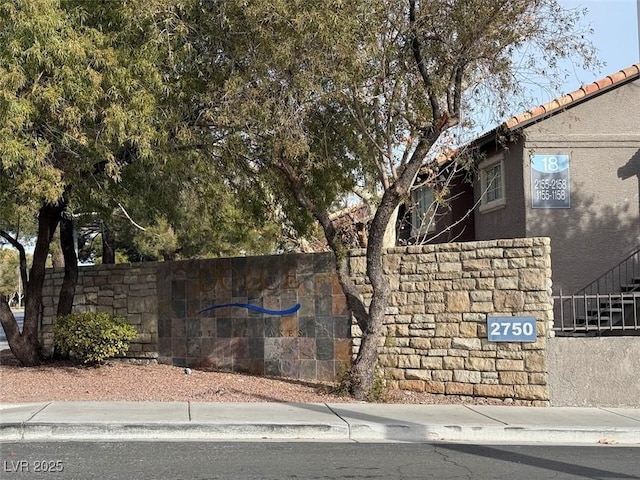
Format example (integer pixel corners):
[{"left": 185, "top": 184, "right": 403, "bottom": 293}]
[
  {"left": 0, "top": 0, "right": 175, "bottom": 364},
  {"left": 0, "top": 0, "right": 599, "bottom": 392},
  {"left": 0, "top": 0, "right": 293, "bottom": 365},
  {"left": 178, "top": 0, "right": 598, "bottom": 397}
]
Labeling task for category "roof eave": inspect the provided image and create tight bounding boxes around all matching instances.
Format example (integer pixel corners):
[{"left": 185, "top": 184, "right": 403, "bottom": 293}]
[{"left": 471, "top": 63, "right": 640, "bottom": 151}]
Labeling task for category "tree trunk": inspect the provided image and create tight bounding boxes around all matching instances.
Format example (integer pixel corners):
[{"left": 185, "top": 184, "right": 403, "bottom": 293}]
[
  {"left": 350, "top": 312, "right": 385, "bottom": 395},
  {"left": 5, "top": 202, "right": 63, "bottom": 366},
  {"left": 49, "top": 228, "right": 65, "bottom": 268},
  {"left": 325, "top": 252, "right": 379, "bottom": 400},
  {"left": 273, "top": 134, "right": 437, "bottom": 399},
  {"left": 0, "top": 300, "right": 40, "bottom": 365},
  {"left": 346, "top": 134, "right": 438, "bottom": 400},
  {"left": 382, "top": 205, "right": 399, "bottom": 248},
  {"left": 347, "top": 194, "right": 393, "bottom": 399},
  {"left": 101, "top": 221, "right": 116, "bottom": 264},
  {"left": 56, "top": 213, "right": 78, "bottom": 317}
]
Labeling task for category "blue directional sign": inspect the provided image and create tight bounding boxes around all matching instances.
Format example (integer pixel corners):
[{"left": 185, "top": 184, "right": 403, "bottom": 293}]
[
  {"left": 531, "top": 154, "right": 570, "bottom": 208},
  {"left": 487, "top": 316, "right": 537, "bottom": 342}
]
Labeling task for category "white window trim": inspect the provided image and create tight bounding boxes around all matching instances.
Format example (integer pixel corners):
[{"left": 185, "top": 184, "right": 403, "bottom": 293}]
[
  {"left": 478, "top": 155, "right": 506, "bottom": 214},
  {"left": 410, "top": 185, "right": 437, "bottom": 237}
]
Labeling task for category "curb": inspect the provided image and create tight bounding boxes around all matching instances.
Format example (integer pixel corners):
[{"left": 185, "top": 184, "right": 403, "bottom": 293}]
[
  {"left": 3, "top": 422, "right": 639, "bottom": 444},
  {"left": 1, "top": 422, "right": 350, "bottom": 442},
  {"left": 347, "top": 423, "right": 640, "bottom": 444}
]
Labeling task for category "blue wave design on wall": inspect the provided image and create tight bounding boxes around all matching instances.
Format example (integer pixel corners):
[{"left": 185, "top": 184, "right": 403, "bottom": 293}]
[{"left": 198, "top": 303, "right": 301, "bottom": 316}]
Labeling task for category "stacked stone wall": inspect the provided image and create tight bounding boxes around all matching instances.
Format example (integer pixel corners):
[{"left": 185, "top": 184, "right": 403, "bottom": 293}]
[
  {"left": 40, "top": 238, "right": 554, "bottom": 403},
  {"left": 41, "top": 263, "right": 159, "bottom": 359},
  {"left": 349, "top": 237, "right": 553, "bottom": 405}
]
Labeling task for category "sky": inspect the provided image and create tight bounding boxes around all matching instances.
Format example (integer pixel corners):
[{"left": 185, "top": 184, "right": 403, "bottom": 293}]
[
  {"left": 464, "top": 0, "right": 640, "bottom": 137},
  {"left": 555, "top": 0, "right": 639, "bottom": 96}
]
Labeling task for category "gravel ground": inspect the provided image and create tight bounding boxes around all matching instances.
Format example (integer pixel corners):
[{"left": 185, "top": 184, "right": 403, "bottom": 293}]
[{"left": 0, "top": 349, "right": 506, "bottom": 405}]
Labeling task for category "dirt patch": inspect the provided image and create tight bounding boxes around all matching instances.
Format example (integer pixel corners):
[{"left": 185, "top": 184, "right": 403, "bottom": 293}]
[{"left": 0, "top": 350, "right": 507, "bottom": 405}]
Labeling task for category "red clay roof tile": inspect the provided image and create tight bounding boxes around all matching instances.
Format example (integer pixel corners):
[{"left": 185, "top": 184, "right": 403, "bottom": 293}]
[
  {"left": 581, "top": 83, "right": 599, "bottom": 95},
  {"left": 503, "top": 63, "right": 640, "bottom": 130}
]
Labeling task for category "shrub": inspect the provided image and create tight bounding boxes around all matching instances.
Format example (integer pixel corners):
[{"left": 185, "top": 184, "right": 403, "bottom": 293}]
[
  {"left": 331, "top": 362, "right": 388, "bottom": 402},
  {"left": 54, "top": 312, "right": 138, "bottom": 364}
]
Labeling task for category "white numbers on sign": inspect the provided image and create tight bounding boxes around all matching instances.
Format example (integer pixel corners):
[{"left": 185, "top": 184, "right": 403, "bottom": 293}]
[
  {"left": 489, "top": 321, "right": 534, "bottom": 337},
  {"left": 534, "top": 179, "right": 567, "bottom": 189},
  {"left": 542, "top": 156, "right": 559, "bottom": 172}
]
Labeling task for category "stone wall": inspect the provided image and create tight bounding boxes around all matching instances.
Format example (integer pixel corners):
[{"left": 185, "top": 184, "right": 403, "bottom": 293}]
[
  {"left": 349, "top": 238, "right": 554, "bottom": 405},
  {"left": 41, "top": 238, "right": 554, "bottom": 403},
  {"left": 155, "top": 253, "right": 351, "bottom": 381},
  {"left": 41, "top": 263, "right": 159, "bottom": 359},
  {"left": 42, "top": 252, "right": 352, "bottom": 382}
]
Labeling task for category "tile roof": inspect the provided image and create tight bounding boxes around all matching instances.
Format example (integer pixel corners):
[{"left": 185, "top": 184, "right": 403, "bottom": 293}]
[
  {"left": 503, "top": 63, "right": 640, "bottom": 130},
  {"left": 329, "top": 202, "right": 372, "bottom": 225},
  {"left": 423, "top": 65, "right": 640, "bottom": 171}
]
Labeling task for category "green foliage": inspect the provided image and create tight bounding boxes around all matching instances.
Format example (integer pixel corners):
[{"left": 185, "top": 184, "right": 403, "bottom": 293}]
[
  {"left": 0, "top": 0, "right": 164, "bottom": 204},
  {"left": 184, "top": 0, "right": 601, "bottom": 250},
  {"left": 1, "top": 0, "right": 280, "bottom": 265},
  {"left": 333, "top": 362, "right": 388, "bottom": 402},
  {"left": 0, "top": 0, "right": 602, "bottom": 380},
  {"left": 54, "top": 312, "right": 138, "bottom": 364},
  {"left": 0, "top": 248, "right": 20, "bottom": 298},
  {"left": 184, "top": 0, "right": 600, "bottom": 398},
  {"left": 368, "top": 366, "right": 388, "bottom": 403}
]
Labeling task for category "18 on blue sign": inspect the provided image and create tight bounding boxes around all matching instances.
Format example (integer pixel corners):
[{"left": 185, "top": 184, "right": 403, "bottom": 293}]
[
  {"left": 531, "top": 154, "right": 570, "bottom": 209},
  {"left": 487, "top": 316, "right": 537, "bottom": 342}
]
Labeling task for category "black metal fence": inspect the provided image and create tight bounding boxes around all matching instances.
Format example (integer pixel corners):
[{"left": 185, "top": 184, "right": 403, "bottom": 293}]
[
  {"left": 553, "top": 248, "right": 640, "bottom": 336},
  {"left": 553, "top": 292, "right": 640, "bottom": 335}
]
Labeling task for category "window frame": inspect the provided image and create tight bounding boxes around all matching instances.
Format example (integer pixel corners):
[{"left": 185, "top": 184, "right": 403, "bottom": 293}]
[
  {"left": 479, "top": 155, "right": 506, "bottom": 213},
  {"left": 410, "top": 184, "right": 437, "bottom": 237}
]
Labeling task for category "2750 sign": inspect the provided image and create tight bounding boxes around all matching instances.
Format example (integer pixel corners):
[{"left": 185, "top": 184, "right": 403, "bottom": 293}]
[
  {"left": 531, "top": 154, "right": 570, "bottom": 209},
  {"left": 487, "top": 316, "right": 537, "bottom": 342}
]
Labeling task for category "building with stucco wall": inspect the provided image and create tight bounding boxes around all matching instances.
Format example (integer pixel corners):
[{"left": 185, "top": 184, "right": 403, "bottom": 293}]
[{"left": 410, "top": 64, "right": 639, "bottom": 298}]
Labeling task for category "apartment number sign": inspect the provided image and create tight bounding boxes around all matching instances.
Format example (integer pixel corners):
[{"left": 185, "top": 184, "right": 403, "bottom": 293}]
[
  {"left": 487, "top": 316, "right": 537, "bottom": 342},
  {"left": 531, "top": 154, "right": 571, "bottom": 208}
]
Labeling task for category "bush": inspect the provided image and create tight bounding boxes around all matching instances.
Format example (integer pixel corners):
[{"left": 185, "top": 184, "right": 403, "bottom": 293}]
[
  {"left": 331, "top": 362, "right": 388, "bottom": 402},
  {"left": 54, "top": 312, "right": 138, "bottom": 364}
]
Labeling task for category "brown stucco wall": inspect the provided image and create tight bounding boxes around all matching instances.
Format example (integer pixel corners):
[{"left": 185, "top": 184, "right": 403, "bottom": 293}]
[
  {"left": 522, "top": 79, "right": 640, "bottom": 294},
  {"left": 472, "top": 137, "right": 528, "bottom": 241},
  {"left": 472, "top": 78, "right": 640, "bottom": 295},
  {"left": 547, "top": 337, "right": 640, "bottom": 407}
]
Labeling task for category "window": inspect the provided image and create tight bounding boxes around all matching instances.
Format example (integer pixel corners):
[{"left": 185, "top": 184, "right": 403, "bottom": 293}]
[
  {"left": 410, "top": 186, "right": 436, "bottom": 236},
  {"left": 479, "top": 156, "right": 506, "bottom": 212}
]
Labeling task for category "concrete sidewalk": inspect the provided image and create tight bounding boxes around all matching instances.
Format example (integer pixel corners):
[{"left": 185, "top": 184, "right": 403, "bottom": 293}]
[{"left": 1, "top": 402, "right": 639, "bottom": 444}]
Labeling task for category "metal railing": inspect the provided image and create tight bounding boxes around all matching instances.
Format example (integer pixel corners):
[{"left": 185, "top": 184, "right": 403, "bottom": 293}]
[
  {"left": 575, "top": 248, "right": 640, "bottom": 296},
  {"left": 553, "top": 247, "right": 640, "bottom": 335},
  {"left": 553, "top": 292, "right": 640, "bottom": 335}
]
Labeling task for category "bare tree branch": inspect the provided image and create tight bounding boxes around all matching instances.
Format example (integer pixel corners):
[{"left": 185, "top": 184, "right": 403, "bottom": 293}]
[{"left": 409, "top": 0, "right": 441, "bottom": 121}]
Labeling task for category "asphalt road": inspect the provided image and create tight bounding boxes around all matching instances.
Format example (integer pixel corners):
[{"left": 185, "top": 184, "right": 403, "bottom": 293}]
[
  {"left": 0, "top": 311, "right": 22, "bottom": 350},
  {"left": 1, "top": 442, "right": 639, "bottom": 480},
  {"left": 0, "top": 311, "right": 23, "bottom": 340}
]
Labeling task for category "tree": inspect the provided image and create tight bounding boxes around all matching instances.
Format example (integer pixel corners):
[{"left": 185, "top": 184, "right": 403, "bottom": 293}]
[
  {"left": 99, "top": 164, "right": 286, "bottom": 262},
  {"left": 184, "top": 0, "right": 598, "bottom": 399},
  {"left": 0, "top": 0, "right": 171, "bottom": 365},
  {"left": 0, "top": 0, "right": 291, "bottom": 365},
  {"left": 60, "top": 0, "right": 287, "bottom": 265}
]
